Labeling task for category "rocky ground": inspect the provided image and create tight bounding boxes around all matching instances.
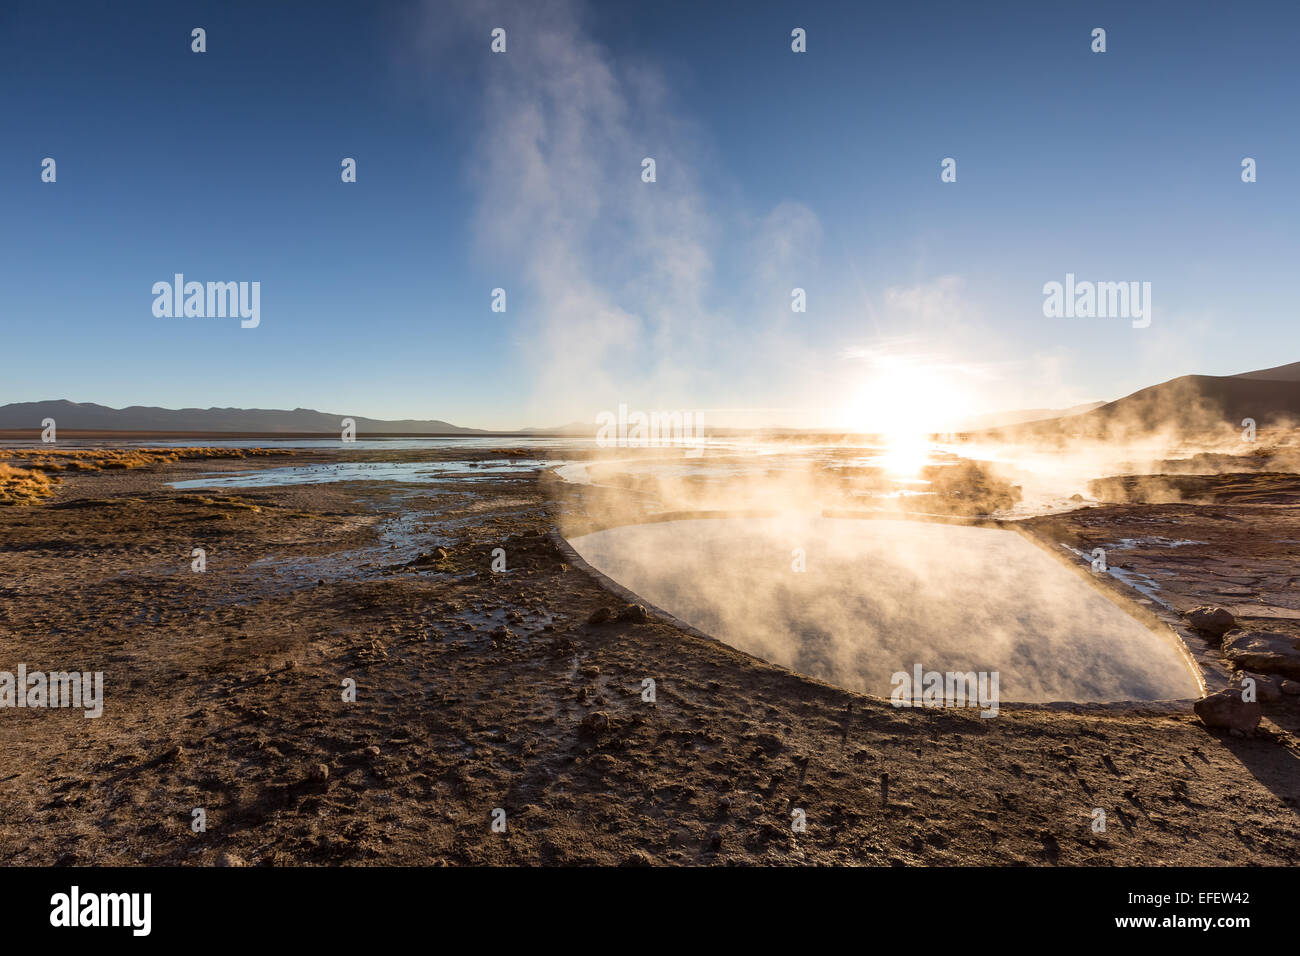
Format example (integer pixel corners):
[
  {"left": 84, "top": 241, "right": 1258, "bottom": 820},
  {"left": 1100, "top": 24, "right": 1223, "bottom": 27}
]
[{"left": 0, "top": 445, "right": 1297, "bottom": 865}]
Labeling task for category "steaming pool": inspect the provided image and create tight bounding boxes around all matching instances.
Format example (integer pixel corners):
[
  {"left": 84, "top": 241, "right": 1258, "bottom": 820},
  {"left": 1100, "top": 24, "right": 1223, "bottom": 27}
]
[{"left": 566, "top": 516, "right": 1203, "bottom": 704}]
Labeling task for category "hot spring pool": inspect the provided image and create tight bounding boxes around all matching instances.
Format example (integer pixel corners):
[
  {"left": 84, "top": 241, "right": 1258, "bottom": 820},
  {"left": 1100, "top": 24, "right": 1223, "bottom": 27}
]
[{"left": 566, "top": 516, "right": 1202, "bottom": 704}]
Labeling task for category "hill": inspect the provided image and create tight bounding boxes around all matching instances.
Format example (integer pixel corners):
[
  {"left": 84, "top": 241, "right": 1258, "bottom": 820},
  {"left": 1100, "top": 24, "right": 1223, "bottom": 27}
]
[{"left": 983, "top": 364, "right": 1300, "bottom": 441}]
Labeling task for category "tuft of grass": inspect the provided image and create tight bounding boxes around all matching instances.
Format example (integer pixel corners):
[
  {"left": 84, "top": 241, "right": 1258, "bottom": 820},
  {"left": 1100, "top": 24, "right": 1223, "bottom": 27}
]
[{"left": 0, "top": 463, "right": 58, "bottom": 505}]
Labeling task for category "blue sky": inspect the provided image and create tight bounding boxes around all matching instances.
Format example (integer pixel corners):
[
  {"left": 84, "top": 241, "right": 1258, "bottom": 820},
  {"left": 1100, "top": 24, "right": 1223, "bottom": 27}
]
[{"left": 1, "top": 0, "right": 1296, "bottom": 429}]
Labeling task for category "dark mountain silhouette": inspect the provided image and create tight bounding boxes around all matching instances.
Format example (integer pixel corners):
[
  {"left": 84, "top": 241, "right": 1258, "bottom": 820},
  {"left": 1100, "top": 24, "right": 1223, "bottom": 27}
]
[
  {"left": 982, "top": 362, "right": 1300, "bottom": 440},
  {"left": 517, "top": 421, "right": 591, "bottom": 434},
  {"left": 6, "top": 360, "right": 1299, "bottom": 438},
  {"left": 1231, "top": 360, "right": 1300, "bottom": 382},
  {"left": 0, "top": 400, "right": 486, "bottom": 434}
]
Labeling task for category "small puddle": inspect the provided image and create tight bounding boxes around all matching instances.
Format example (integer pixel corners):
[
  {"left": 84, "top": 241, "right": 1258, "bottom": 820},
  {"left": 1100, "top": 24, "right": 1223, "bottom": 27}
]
[
  {"left": 248, "top": 507, "right": 456, "bottom": 585},
  {"left": 169, "top": 459, "right": 552, "bottom": 490}
]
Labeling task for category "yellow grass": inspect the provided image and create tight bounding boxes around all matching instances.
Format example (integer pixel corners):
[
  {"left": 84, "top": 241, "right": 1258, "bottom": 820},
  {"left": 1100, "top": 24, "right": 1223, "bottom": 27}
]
[
  {"left": 0, "top": 447, "right": 292, "bottom": 505},
  {"left": 0, "top": 463, "right": 58, "bottom": 505}
]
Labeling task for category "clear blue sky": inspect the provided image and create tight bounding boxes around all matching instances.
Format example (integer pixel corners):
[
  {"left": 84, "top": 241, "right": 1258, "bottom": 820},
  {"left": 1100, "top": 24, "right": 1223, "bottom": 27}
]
[{"left": 2, "top": 0, "right": 1296, "bottom": 429}]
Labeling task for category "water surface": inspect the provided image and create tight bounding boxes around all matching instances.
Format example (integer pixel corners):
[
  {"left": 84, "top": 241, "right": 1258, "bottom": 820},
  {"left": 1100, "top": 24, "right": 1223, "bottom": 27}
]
[{"left": 568, "top": 516, "right": 1201, "bottom": 704}]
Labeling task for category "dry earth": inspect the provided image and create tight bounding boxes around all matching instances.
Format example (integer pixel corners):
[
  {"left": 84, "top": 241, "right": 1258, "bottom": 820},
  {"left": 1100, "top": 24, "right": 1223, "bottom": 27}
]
[{"left": 0, "top": 446, "right": 1297, "bottom": 865}]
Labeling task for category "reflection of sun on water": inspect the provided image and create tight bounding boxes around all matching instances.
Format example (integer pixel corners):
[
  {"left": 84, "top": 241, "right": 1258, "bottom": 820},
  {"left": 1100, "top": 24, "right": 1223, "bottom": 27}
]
[{"left": 877, "top": 430, "right": 931, "bottom": 477}]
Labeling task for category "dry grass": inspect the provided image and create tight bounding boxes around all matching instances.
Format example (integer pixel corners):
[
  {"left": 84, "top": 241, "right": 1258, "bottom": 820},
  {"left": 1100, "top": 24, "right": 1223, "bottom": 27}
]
[
  {"left": 172, "top": 493, "right": 263, "bottom": 512},
  {"left": 0, "top": 463, "right": 59, "bottom": 505},
  {"left": 0, "top": 447, "right": 292, "bottom": 505},
  {"left": 4, "top": 446, "right": 291, "bottom": 471}
]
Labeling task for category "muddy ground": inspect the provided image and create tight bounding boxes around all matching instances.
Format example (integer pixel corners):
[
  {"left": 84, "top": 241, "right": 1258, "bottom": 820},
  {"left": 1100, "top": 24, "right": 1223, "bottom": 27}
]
[{"left": 0, "top": 446, "right": 1297, "bottom": 865}]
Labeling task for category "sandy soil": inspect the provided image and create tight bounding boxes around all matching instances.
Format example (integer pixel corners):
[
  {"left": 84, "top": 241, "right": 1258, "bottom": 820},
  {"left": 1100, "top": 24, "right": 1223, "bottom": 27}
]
[{"left": 0, "top": 446, "right": 1297, "bottom": 865}]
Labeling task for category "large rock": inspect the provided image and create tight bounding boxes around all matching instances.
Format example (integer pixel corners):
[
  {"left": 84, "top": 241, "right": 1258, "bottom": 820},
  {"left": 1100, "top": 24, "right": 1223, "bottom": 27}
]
[
  {"left": 578, "top": 710, "right": 612, "bottom": 738},
  {"left": 1222, "top": 628, "right": 1300, "bottom": 680},
  {"left": 1183, "top": 605, "right": 1236, "bottom": 638},
  {"left": 1194, "top": 688, "right": 1262, "bottom": 732},
  {"left": 617, "top": 603, "right": 649, "bottom": 623}
]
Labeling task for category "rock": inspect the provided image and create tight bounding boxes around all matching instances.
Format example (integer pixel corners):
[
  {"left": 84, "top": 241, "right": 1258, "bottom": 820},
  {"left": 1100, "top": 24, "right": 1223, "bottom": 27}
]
[
  {"left": 1069, "top": 493, "right": 1084, "bottom": 502},
  {"left": 578, "top": 710, "right": 612, "bottom": 738},
  {"left": 365, "top": 745, "right": 381, "bottom": 756},
  {"left": 1221, "top": 628, "right": 1300, "bottom": 680},
  {"left": 618, "top": 603, "right": 649, "bottom": 623},
  {"left": 621, "top": 850, "right": 654, "bottom": 866},
  {"left": 1194, "top": 688, "right": 1262, "bottom": 732},
  {"left": 1240, "top": 672, "right": 1282, "bottom": 703},
  {"left": 586, "top": 607, "right": 612, "bottom": 626},
  {"left": 216, "top": 852, "right": 246, "bottom": 867},
  {"left": 1280, "top": 680, "right": 1300, "bottom": 696},
  {"left": 308, "top": 763, "right": 330, "bottom": 783},
  {"left": 1183, "top": 606, "right": 1236, "bottom": 638}
]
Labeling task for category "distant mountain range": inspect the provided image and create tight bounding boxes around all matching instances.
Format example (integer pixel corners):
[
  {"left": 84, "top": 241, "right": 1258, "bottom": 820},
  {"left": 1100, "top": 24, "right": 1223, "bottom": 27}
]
[
  {"left": 0, "top": 400, "right": 486, "bottom": 435},
  {"left": 3, "top": 361, "right": 1297, "bottom": 437}
]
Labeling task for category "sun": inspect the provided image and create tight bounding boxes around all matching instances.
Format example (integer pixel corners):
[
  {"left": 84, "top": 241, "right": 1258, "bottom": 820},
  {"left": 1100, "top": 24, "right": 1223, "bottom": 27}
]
[{"left": 841, "top": 357, "right": 966, "bottom": 477}]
